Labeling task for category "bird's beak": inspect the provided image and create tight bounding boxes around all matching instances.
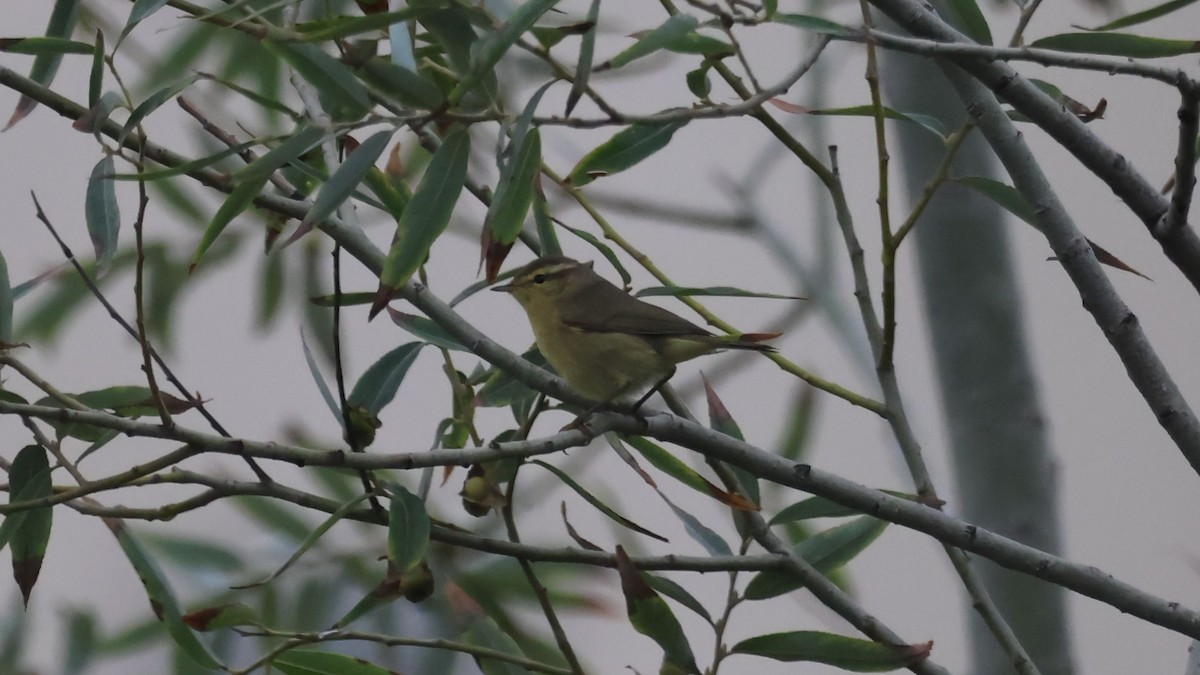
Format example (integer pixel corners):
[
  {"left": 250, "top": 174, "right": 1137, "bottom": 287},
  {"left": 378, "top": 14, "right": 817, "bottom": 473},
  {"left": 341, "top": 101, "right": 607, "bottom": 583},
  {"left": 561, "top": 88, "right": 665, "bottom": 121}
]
[{"left": 491, "top": 282, "right": 514, "bottom": 293}]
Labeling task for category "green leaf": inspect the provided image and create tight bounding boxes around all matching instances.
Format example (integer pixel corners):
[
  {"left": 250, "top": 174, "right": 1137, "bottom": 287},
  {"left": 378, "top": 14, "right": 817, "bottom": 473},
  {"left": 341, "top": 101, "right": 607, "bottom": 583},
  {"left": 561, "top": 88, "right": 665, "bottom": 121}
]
[
  {"left": 567, "top": 121, "right": 686, "bottom": 186},
  {"left": 731, "top": 631, "right": 932, "bottom": 670},
  {"left": 300, "top": 329, "right": 342, "bottom": 426},
  {"left": 1030, "top": 32, "right": 1200, "bottom": 57},
  {"left": 661, "top": 490, "right": 732, "bottom": 556},
  {"left": 303, "top": 130, "right": 393, "bottom": 228},
  {"left": 296, "top": 7, "right": 430, "bottom": 42},
  {"left": 0, "top": 249, "right": 12, "bottom": 344},
  {"left": 387, "top": 483, "right": 430, "bottom": 572},
  {"left": 347, "top": 342, "right": 424, "bottom": 416},
  {"left": 265, "top": 42, "right": 372, "bottom": 120},
  {"left": 663, "top": 30, "right": 735, "bottom": 59},
  {"left": 635, "top": 285, "right": 803, "bottom": 300},
  {"left": 955, "top": 176, "right": 1037, "bottom": 226},
  {"left": 1075, "top": 0, "right": 1200, "bottom": 31},
  {"left": 120, "top": 73, "right": 202, "bottom": 144},
  {"left": 192, "top": 126, "right": 325, "bottom": 270},
  {"left": 378, "top": 129, "right": 471, "bottom": 290},
  {"left": 531, "top": 460, "right": 668, "bottom": 542},
  {"left": 5, "top": 0, "right": 80, "bottom": 130},
  {"left": 104, "top": 518, "right": 223, "bottom": 669},
  {"left": 686, "top": 64, "right": 712, "bottom": 99},
  {"left": 387, "top": 310, "right": 468, "bottom": 351},
  {"left": 359, "top": 58, "right": 446, "bottom": 109},
  {"left": 605, "top": 14, "right": 698, "bottom": 69},
  {"left": 645, "top": 574, "right": 713, "bottom": 625},
  {"left": 745, "top": 516, "right": 888, "bottom": 599},
  {"left": 474, "top": 347, "right": 547, "bottom": 407},
  {"left": 702, "top": 378, "right": 759, "bottom": 533},
  {"left": 791, "top": 104, "right": 946, "bottom": 140},
  {"left": 623, "top": 436, "right": 758, "bottom": 511},
  {"left": 0, "top": 37, "right": 92, "bottom": 56},
  {"left": 772, "top": 13, "right": 857, "bottom": 38},
  {"left": 232, "top": 492, "right": 373, "bottom": 589},
  {"left": 274, "top": 650, "right": 395, "bottom": 675},
  {"left": 181, "top": 603, "right": 259, "bottom": 631},
  {"left": 452, "top": 0, "right": 563, "bottom": 102},
  {"left": 3, "top": 446, "right": 53, "bottom": 607},
  {"left": 532, "top": 178, "right": 561, "bottom": 255},
  {"left": 486, "top": 129, "right": 542, "bottom": 245},
  {"left": 566, "top": 0, "right": 601, "bottom": 116},
  {"left": 120, "top": 0, "right": 170, "bottom": 45},
  {"left": 615, "top": 547, "right": 700, "bottom": 674},
  {"left": 944, "top": 0, "right": 992, "bottom": 45},
  {"left": 462, "top": 617, "right": 530, "bottom": 675},
  {"left": 85, "top": 156, "right": 120, "bottom": 272},
  {"left": 770, "top": 491, "right": 917, "bottom": 525},
  {"left": 141, "top": 533, "right": 243, "bottom": 573}
]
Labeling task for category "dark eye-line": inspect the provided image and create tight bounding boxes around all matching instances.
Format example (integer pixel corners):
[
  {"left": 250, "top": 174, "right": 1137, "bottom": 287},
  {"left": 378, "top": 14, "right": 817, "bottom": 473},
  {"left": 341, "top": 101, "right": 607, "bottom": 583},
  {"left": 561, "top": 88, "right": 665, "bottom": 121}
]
[{"left": 533, "top": 274, "right": 547, "bottom": 284}]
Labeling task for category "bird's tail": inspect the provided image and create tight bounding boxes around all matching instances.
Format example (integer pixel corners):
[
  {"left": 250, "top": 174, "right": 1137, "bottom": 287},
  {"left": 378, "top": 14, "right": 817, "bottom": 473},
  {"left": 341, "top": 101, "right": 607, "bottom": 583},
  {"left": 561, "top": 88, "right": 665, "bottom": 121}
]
[{"left": 726, "top": 332, "right": 781, "bottom": 352}]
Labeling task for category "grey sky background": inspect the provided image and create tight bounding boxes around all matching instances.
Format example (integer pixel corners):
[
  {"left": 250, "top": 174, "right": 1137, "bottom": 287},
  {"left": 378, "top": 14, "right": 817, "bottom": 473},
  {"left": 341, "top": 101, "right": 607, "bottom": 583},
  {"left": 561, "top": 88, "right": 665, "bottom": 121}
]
[{"left": 3, "top": 0, "right": 1200, "bottom": 673}]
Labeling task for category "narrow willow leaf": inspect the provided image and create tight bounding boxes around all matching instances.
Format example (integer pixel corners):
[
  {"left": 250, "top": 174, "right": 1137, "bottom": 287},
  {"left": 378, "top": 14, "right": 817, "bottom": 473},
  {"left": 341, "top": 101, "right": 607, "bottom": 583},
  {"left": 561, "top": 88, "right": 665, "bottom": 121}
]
[
  {"left": 0, "top": 249, "right": 12, "bottom": 343},
  {"left": 109, "top": 142, "right": 258, "bottom": 181},
  {"left": 661, "top": 490, "right": 732, "bottom": 556},
  {"left": 120, "top": 0, "right": 170, "bottom": 45},
  {"left": 387, "top": 309, "right": 468, "bottom": 351},
  {"left": 567, "top": 121, "right": 686, "bottom": 186},
  {"left": 566, "top": 0, "right": 601, "bottom": 115},
  {"left": 451, "top": 0, "right": 563, "bottom": 102},
  {"left": 192, "top": 126, "right": 325, "bottom": 269},
  {"left": 645, "top": 574, "right": 713, "bottom": 625},
  {"left": 532, "top": 178, "right": 561, "bottom": 255},
  {"left": 486, "top": 128, "right": 541, "bottom": 244},
  {"left": 295, "top": 7, "right": 430, "bottom": 42},
  {"left": 347, "top": 342, "right": 424, "bottom": 415},
  {"left": 360, "top": 59, "right": 445, "bottom": 109},
  {"left": 955, "top": 176, "right": 1038, "bottom": 226},
  {"left": 615, "top": 546, "right": 701, "bottom": 674},
  {"left": 531, "top": 460, "right": 668, "bottom": 542},
  {"left": 1075, "top": 0, "right": 1199, "bottom": 31},
  {"left": 770, "top": 491, "right": 918, "bottom": 525},
  {"left": 120, "top": 73, "right": 203, "bottom": 144},
  {"left": 1030, "top": 32, "right": 1200, "bottom": 58},
  {"left": 232, "top": 492, "right": 373, "bottom": 589},
  {"left": 181, "top": 603, "right": 258, "bottom": 631},
  {"left": 5, "top": 0, "right": 80, "bottom": 130},
  {"left": 104, "top": 518, "right": 223, "bottom": 669},
  {"left": 474, "top": 347, "right": 546, "bottom": 407},
  {"left": 771, "top": 13, "right": 857, "bottom": 38},
  {"left": 377, "top": 130, "right": 471, "bottom": 291},
  {"left": 636, "top": 285, "right": 803, "bottom": 300},
  {"left": 5, "top": 446, "right": 53, "bottom": 607},
  {"left": 462, "top": 617, "right": 530, "bottom": 675},
  {"left": 605, "top": 14, "right": 698, "bottom": 69},
  {"left": 560, "top": 226, "right": 630, "bottom": 285},
  {"left": 745, "top": 516, "right": 888, "bottom": 599},
  {"left": 731, "top": 631, "right": 933, "bottom": 670},
  {"left": 623, "top": 436, "right": 758, "bottom": 511},
  {"left": 274, "top": 650, "right": 394, "bottom": 675},
  {"left": 944, "top": 0, "right": 992, "bottom": 45},
  {"left": 302, "top": 129, "right": 393, "bottom": 228},
  {"left": 662, "top": 30, "right": 735, "bottom": 59},
  {"left": 265, "top": 42, "right": 372, "bottom": 120},
  {"left": 85, "top": 156, "right": 120, "bottom": 272},
  {"left": 87, "top": 31, "right": 103, "bottom": 108},
  {"left": 300, "top": 330, "right": 343, "bottom": 425},
  {"left": 0, "top": 37, "right": 92, "bottom": 56},
  {"left": 702, "top": 377, "right": 759, "bottom": 526},
  {"left": 773, "top": 103, "right": 946, "bottom": 140},
  {"left": 387, "top": 483, "right": 431, "bottom": 571}
]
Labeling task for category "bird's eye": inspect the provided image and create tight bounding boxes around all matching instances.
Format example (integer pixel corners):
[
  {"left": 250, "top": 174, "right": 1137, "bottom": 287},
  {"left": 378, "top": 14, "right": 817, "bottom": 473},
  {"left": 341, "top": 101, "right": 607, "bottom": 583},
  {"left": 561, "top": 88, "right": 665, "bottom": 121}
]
[{"left": 533, "top": 274, "right": 547, "bottom": 284}]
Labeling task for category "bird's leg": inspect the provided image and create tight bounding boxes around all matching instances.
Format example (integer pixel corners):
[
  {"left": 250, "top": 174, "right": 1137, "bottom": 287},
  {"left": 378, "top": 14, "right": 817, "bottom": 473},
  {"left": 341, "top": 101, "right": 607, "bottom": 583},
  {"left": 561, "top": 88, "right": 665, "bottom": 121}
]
[{"left": 630, "top": 368, "right": 675, "bottom": 414}]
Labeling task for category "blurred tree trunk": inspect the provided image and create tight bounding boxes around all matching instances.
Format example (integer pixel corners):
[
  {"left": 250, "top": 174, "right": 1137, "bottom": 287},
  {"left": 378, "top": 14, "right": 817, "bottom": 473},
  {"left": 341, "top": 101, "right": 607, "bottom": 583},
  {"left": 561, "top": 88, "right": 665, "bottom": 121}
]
[{"left": 881, "top": 36, "right": 1076, "bottom": 675}]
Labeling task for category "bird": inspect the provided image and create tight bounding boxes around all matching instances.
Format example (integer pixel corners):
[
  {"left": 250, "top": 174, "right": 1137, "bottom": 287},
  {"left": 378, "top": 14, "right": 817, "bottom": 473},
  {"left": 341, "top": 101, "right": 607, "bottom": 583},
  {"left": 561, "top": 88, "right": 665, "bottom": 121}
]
[{"left": 492, "top": 256, "right": 778, "bottom": 412}]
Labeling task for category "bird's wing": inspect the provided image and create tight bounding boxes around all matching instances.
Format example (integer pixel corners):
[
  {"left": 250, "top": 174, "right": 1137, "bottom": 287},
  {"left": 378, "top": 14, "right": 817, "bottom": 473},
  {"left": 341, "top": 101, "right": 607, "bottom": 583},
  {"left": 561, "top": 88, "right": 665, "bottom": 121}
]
[{"left": 560, "top": 277, "right": 711, "bottom": 337}]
